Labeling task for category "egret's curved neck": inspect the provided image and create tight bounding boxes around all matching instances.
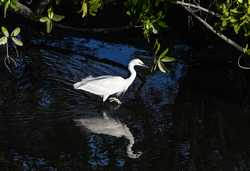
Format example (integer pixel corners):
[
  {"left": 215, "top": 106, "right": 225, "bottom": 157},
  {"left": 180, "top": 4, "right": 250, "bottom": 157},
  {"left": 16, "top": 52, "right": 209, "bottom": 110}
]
[{"left": 126, "top": 63, "right": 137, "bottom": 84}]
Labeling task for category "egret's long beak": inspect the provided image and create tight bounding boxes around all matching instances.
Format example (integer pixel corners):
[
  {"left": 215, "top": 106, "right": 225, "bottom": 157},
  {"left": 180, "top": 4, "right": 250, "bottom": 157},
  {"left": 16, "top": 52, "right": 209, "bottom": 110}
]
[{"left": 141, "top": 63, "right": 149, "bottom": 68}]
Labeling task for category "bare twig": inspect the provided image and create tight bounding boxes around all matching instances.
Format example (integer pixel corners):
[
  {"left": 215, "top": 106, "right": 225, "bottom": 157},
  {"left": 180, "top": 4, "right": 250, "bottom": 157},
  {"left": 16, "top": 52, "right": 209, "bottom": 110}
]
[
  {"left": 237, "top": 54, "right": 250, "bottom": 70},
  {"left": 176, "top": 1, "right": 220, "bottom": 17}
]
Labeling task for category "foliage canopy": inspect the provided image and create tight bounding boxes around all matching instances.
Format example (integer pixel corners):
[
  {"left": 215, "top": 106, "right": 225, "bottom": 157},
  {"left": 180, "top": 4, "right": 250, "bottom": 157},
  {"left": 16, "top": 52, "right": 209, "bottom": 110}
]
[{"left": 0, "top": 0, "right": 249, "bottom": 72}]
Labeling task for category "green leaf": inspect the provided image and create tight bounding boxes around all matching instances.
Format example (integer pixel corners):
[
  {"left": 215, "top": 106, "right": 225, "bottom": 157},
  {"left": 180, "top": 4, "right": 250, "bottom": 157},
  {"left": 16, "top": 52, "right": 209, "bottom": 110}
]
[
  {"left": 80, "top": 1, "right": 88, "bottom": 18},
  {"left": 233, "top": 24, "right": 241, "bottom": 34},
  {"left": 11, "top": 27, "right": 20, "bottom": 37},
  {"left": 230, "top": 9, "right": 239, "bottom": 14},
  {"left": 40, "top": 17, "right": 49, "bottom": 22},
  {"left": 243, "top": 44, "right": 249, "bottom": 53},
  {"left": 11, "top": 37, "right": 23, "bottom": 46},
  {"left": 1, "top": 26, "right": 9, "bottom": 37},
  {"left": 4, "top": 0, "right": 10, "bottom": 18},
  {"left": 48, "top": 8, "right": 54, "bottom": 19},
  {"left": 52, "top": 14, "right": 64, "bottom": 22},
  {"left": 55, "top": 0, "right": 61, "bottom": 5},
  {"left": 89, "top": 0, "right": 102, "bottom": 16},
  {"left": 153, "top": 39, "right": 160, "bottom": 55},
  {"left": 46, "top": 20, "right": 53, "bottom": 33},
  {"left": 0, "top": 36, "right": 7, "bottom": 45},
  {"left": 158, "top": 21, "right": 167, "bottom": 28},
  {"left": 222, "top": 20, "right": 227, "bottom": 27},
  {"left": 237, "top": 0, "right": 243, "bottom": 3},
  {"left": 161, "top": 56, "right": 175, "bottom": 62},
  {"left": 230, "top": 18, "right": 237, "bottom": 23},
  {"left": 126, "top": 10, "right": 131, "bottom": 16},
  {"left": 157, "top": 61, "right": 168, "bottom": 73},
  {"left": 9, "top": 0, "right": 18, "bottom": 11},
  {"left": 159, "top": 48, "right": 169, "bottom": 59},
  {"left": 244, "top": 31, "right": 250, "bottom": 37}
]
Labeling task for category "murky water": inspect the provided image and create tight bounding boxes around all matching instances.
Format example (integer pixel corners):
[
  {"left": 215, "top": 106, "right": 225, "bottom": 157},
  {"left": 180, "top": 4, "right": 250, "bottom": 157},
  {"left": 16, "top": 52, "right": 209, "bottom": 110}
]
[{"left": 0, "top": 36, "right": 249, "bottom": 171}]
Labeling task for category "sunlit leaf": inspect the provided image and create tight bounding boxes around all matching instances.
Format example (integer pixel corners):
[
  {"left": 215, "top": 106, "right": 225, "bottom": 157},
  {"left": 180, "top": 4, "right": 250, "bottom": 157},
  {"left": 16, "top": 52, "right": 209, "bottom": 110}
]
[
  {"left": 11, "top": 27, "right": 20, "bottom": 37},
  {"left": 80, "top": 1, "right": 88, "bottom": 18},
  {"left": 157, "top": 61, "right": 167, "bottom": 73},
  {"left": 0, "top": 36, "right": 7, "bottom": 45},
  {"left": 89, "top": 0, "right": 102, "bottom": 16},
  {"left": 233, "top": 24, "right": 241, "bottom": 34},
  {"left": 46, "top": 20, "right": 53, "bottom": 33},
  {"left": 159, "top": 48, "right": 169, "bottom": 59},
  {"left": 243, "top": 44, "right": 248, "bottom": 53},
  {"left": 48, "top": 8, "right": 54, "bottom": 19},
  {"left": 230, "top": 18, "right": 237, "bottom": 23},
  {"left": 230, "top": 9, "right": 239, "bottom": 13},
  {"left": 11, "top": 37, "right": 23, "bottom": 46},
  {"left": 52, "top": 14, "right": 64, "bottom": 22},
  {"left": 40, "top": 17, "right": 49, "bottom": 22},
  {"left": 4, "top": 0, "right": 10, "bottom": 18},
  {"left": 126, "top": 10, "right": 131, "bottom": 16},
  {"left": 154, "top": 39, "right": 160, "bottom": 55},
  {"left": 222, "top": 20, "right": 227, "bottom": 27},
  {"left": 1, "top": 26, "right": 9, "bottom": 37},
  {"left": 161, "top": 56, "right": 175, "bottom": 62}
]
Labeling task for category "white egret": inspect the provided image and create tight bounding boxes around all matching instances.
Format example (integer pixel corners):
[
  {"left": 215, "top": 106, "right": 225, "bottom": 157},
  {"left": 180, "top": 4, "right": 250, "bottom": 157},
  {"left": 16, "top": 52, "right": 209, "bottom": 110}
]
[{"left": 73, "top": 58, "right": 147, "bottom": 104}]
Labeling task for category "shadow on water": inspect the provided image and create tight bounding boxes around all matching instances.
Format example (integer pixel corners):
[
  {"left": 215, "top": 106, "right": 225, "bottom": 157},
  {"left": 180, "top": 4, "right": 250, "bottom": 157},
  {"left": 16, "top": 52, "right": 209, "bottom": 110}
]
[{"left": 0, "top": 36, "right": 184, "bottom": 171}]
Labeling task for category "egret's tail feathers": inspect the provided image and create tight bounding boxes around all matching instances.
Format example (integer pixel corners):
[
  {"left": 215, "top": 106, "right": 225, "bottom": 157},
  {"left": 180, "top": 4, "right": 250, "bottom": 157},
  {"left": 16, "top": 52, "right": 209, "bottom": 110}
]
[
  {"left": 73, "top": 82, "right": 81, "bottom": 89},
  {"left": 73, "top": 76, "right": 93, "bottom": 89}
]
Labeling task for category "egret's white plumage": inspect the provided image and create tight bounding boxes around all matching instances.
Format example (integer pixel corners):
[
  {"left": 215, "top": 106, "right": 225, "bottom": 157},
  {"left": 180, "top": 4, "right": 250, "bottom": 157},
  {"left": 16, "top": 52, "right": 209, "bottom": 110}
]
[{"left": 73, "top": 58, "right": 147, "bottom": 103}]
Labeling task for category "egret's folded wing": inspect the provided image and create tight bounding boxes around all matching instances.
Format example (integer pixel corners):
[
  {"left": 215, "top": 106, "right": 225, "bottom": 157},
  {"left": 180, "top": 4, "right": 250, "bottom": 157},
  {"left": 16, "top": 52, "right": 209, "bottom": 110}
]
[
  {"left": 77, "top": 81, "right": 109, "bottom": 96},
  {"left": 73, "top": 75, "right": 94, "bottom": 89},
  {"left": 73, "top": 76, "right": 125, "bottom": 96}
]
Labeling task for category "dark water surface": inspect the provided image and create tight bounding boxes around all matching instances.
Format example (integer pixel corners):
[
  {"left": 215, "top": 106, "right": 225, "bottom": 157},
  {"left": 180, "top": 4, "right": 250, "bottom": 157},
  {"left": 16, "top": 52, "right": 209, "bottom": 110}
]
[{"left": 0, "top": 36, "right": 249, "bottom": 171}]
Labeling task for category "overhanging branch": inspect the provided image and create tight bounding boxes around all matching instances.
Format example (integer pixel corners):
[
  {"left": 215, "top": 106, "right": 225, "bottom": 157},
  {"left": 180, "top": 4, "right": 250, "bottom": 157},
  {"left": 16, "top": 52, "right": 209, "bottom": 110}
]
[
  {"left": 9, "top": 1, "right": 142, "bottom": 34},
  {"left": 179, "top": 5, "right": 245, "bottom": 54},
  {"left": 176, "top": 1, "right": 220, "bottom": 17}
]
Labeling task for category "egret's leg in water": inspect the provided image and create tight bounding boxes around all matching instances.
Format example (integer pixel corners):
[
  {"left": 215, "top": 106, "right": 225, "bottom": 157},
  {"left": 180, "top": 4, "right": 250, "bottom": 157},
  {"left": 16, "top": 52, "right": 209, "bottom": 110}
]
[
  {"left": 108, "top": 97, "right": 122, "bottom": 104},
  {"left": 102, "top": 111, "right": 109, "bottom": 119}
]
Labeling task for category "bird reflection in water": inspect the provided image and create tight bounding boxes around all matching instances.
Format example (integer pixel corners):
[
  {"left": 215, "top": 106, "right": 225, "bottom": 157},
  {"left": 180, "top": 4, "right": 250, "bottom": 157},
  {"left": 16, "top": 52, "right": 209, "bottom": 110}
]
[{"left": 74, "top": 104, "right": 142, "bottom": 159}]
